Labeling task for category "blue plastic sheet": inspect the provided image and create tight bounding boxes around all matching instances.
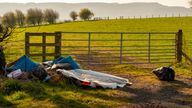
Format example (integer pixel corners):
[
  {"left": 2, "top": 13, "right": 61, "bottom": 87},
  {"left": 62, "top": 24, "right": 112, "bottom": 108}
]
[
  {"left": 53, "top": 56, "right": 80, "bottom": 69},
  {"left": 8, "top": 55, "right": 38, "bottom": 72}
]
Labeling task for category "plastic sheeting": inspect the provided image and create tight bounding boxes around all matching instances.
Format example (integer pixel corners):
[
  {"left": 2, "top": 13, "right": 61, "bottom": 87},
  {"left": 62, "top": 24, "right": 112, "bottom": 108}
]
[
  {"left": 58, "top": 69, "right": 131, "bottom": 89},
  {"left": 52, "top": 56, "right": 80, "bottom": 69},
  {"left": 8, "top": 55, "right": 38, "bottom": 72}
]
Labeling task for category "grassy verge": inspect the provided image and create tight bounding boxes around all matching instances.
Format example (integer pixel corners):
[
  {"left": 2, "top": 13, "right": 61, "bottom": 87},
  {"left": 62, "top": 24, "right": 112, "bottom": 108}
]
[
  {"left": 0, "top": 62, "right": 191, "bottom": 108},
  {"left": 0, "top": 79, "right": 131, "bottom": 108}
]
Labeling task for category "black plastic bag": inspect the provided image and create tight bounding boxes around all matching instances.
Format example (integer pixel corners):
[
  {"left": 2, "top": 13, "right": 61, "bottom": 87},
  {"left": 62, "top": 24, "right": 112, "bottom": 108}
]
[{"left": 153, "top": 67, "right": 175, "bottom": 81}]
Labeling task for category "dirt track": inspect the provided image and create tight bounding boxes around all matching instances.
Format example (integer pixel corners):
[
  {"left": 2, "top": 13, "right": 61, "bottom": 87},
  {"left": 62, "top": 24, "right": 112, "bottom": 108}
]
[
  {"left": 86, "top": 64, "right": 192, "bottom": 108},
  {"left": 117, "top": 75, "right": 192, "bottom": 108}
]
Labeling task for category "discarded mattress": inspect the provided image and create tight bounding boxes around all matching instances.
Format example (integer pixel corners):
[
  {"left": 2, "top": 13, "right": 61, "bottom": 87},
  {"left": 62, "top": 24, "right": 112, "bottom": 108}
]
[
  {"left": 57, "top": 69, "right": 132, "bottom": 89},
  {"left": 8, "top": 55, "right": 38, "bottom": 72}
]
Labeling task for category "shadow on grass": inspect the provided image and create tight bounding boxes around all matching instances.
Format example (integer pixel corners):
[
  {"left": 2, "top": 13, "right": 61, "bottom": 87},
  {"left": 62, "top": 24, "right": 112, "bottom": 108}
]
[
  {"left": 3, "top": 78, "right": 192, "bottom": 108},
  {"left": 120, "top": 79, "right": 192, "bottom": 107},
  {"left": 49, "top": 94, "right": 90, "bottom": 108},
  {"left": 39, "top": 81, "right": 131, "bottom": 107}
]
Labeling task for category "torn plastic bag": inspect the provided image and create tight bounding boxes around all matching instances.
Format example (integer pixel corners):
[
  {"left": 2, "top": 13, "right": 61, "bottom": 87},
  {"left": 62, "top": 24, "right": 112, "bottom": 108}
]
[{"left": 51, "top": 63, "right": 72, "bottom": 70}]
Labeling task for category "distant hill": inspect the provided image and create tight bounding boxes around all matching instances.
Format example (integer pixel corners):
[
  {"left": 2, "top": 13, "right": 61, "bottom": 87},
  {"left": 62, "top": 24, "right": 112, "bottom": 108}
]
[{"left": 0, "top": 2, "right": 192, "bottom": 20}]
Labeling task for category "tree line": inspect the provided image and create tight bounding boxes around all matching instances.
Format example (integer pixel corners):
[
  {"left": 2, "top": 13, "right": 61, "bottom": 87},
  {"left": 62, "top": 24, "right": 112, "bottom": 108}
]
[
  {"left": 70, "top": 8, "right": 94, "bottom": 21},
  {"left": 1, "top": 8, "right": 59, "bottom": 27}
]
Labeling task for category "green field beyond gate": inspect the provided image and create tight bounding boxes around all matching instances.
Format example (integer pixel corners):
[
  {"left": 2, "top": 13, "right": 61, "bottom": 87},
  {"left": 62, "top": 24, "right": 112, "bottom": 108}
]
[{"left": 4, "top": 17, "right": 192, "bottom": 64}]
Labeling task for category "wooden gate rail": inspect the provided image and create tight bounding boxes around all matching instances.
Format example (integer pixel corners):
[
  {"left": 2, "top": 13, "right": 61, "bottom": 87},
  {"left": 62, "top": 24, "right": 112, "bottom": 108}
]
[
  {"left": 25, "top": 32, "right": 61, "bottom": 61},
  {"left": 182, "top": 51, "right": 192, "bottom": 64}
]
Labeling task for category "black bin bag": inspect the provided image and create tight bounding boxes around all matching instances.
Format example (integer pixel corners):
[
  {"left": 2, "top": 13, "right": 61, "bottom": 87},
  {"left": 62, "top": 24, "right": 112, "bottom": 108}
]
[{"left": 153, "top": 67, "right": 175, "bottom": 81}]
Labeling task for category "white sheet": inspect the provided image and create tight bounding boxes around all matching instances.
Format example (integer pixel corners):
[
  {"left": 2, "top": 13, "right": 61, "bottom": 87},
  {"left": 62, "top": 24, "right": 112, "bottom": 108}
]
[{"left": 58, "top": 69, "right": 132, "bottom": 89}]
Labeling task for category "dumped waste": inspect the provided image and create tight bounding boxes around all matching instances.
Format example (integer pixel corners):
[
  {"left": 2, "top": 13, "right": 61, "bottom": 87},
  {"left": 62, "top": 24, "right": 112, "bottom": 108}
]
[
  {"left": 153, "top": 66, "right": 175, "bottom": 81},
  {"left": 2, "top": 55, "right": 132, "bottom": 89}
]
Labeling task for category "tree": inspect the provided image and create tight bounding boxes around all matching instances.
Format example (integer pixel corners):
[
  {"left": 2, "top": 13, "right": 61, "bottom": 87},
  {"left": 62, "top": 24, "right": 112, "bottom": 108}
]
[
  {"left": 79, "top": 8, "right": 94, "bottom": 21},
  {"left": 35, "top": 8, "right": 43, "bottom": 25},
  {"left": 27, "top": 8, "right": 43, "bottom": 25},
  {"left": 27, "top": 8, "right": 37, "bottom": 25},
  {"left": 44, "top": 9, "right": 59, "bottom": 24},
  {"left": 2, "top": 12, "right": 16, "bottom": 27},
  {"left": 15, "top": 10, "right": 25, "bottom": 27},
  {"left": 0, "top": 24, "right": 15, "bottom": 72},
  {"left": 70, "top": 11, "right": 78, "bottom": 21}
]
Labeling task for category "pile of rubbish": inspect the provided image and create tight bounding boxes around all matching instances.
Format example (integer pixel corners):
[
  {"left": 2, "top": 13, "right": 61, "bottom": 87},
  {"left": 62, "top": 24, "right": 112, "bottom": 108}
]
[{"left": 2, "top": 55, "right": 132, "bottom": 89}]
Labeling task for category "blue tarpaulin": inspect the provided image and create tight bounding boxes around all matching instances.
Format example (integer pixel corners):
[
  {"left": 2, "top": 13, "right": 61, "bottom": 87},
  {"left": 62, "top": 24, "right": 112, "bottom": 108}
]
[
  {"left": 8, "top": 55, "right": 38, "bottom": 72},
  {"left": 52, "top": 56, "right": 65, "bottom": 64},
  {"left": 53, "top": 56, "right": 80, "bottom": 69}
]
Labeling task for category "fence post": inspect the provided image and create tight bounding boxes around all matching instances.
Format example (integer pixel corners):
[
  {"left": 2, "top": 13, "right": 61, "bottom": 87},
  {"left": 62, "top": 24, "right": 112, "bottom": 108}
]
[
  {"left": 42, "top": 32, "right": 46, "bottom": 61},
  {"left": 120, "top": 33, "right": 123, "bottom": 64},
  {"left": 148, "top": 32, "right": 151, "bottom": 63},
  {"left": 25, "top": 32, "right": 30, "bottom": 57},
  {"left": 55, "top": 32, "right": 62, "bottom": 59},
  {"left": 176, "top": 29, "right": 183, "bottom": 62},
  {"left": 88, "top": 32, "right": 91, "bottom": 65}
]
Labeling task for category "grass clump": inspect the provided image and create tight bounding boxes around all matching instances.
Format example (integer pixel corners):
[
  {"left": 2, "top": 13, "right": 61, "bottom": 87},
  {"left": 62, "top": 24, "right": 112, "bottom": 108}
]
[
  {"left": 0, "top": 79, "right": 21, "bottom": 95},
  {"left": 0, "top": 94, "right": 13, "bottom": 106},
  {"left": 10, "top": 91, "right": 28, "bottom": 101},
  {"left": 0, "top": 79, "right": 47, "bottom": 100},
  {"left": 21, "top": 81, "right": 45, "bottom": 95},
  {"left": 173, "top": 63, "right": 192, "bottom": 76}
]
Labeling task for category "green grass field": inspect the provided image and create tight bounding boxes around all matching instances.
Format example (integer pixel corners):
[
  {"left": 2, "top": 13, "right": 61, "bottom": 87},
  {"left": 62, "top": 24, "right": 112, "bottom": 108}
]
[
  {"left": 1, "top": 17, "right": 192, "bottom": 108},
  {"left": 4, "top": 17, "right": 192, "bottom": 63}
]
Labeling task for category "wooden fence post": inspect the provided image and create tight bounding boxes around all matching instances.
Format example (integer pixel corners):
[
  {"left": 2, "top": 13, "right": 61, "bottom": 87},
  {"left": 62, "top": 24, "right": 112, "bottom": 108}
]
[
  {"left": 148, "top": 32, "right": 151, "bottom": 63},
  {"left": 120, "top": 33, "right": 123, "bottom": 64},
  {"left": 176, "top": 29, "right": 183, "bottom": 62},
  {"left": 55, "top": 32, "right": 62, "bottom": 59},
  {"left": 25, "top": 32, "right": 30, "bottom": 56},
  {"left": 42, "top": 32, "right": 46, "bottom": 61}
]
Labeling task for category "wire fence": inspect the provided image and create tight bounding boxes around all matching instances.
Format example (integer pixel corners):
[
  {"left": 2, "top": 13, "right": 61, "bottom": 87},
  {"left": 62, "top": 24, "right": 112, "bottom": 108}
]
[{"left": 92, "top": 14, "right": 192, "bottom": 21}]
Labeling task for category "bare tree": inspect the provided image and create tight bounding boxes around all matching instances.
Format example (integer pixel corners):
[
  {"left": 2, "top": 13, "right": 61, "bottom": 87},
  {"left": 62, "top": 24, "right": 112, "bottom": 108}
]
[
  {"left": 0, "top": 25, "right": 15, "bottom": 72},
  {"left": 44, "top": 9, "right": 59, "bottom": 24},
  {"left": 15, "top": 10, "right": 25, "bottom": 27},
  {"left": 79, "top": 8, "right": 94, "bottom": 21},
  {"left": 27, "top": 8, "right": 43, "bottom": 26},
  {"left": 70, "top": 11, "right": 78, "bottom": 21},
  {"left": 27, "top": 8, "right": 36, "bottom": 25},
  {"left": 35, "top": 8, "right": 43, "bottom": 25},
  {"left": 2, "top": 12, "right": 16, "bottom": 27}
]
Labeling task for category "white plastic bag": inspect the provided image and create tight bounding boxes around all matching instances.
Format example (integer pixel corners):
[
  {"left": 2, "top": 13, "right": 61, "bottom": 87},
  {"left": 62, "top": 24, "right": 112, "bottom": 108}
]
[{"left": 7, "top": 69, "right": 23, "bottom": 79}]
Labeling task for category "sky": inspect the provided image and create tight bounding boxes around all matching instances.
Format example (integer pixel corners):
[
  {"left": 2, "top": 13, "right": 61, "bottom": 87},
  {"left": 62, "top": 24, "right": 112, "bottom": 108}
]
[{"left": 0, "top": 0, "right": 189, "bottom": 7}]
